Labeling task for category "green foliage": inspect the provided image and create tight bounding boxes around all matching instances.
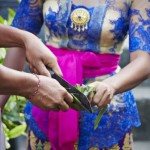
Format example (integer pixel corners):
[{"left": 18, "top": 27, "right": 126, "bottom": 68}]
[
  {"left": 0, "top": 8, "right": 27, "bottom": 149},
  {"left": 75, "top": 84, "right": 108, "bottom": 130},
  {"left": 2, "top": 96, "right": 27, "bottom": 149},
  {"left": 0, "top": 48, "right": 6, "bottom": 64},
  {"left": 7, "top": 8, "right": 15, "bottom": 25},
  {"left": 94, "top": 105, "right": 108, "bottom": 130}
]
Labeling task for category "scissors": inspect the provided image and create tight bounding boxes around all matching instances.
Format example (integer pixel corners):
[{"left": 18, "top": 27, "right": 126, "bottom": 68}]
[{"left": 47, "top": 68, "right": 92, "bottom": 113}]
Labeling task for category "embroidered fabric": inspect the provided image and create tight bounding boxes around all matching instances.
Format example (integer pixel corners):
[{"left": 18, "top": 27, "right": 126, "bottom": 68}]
[
  {"left": 11, "top": 0, "right": 150, "bottom": 148},
  {"left": 12, "top": 0, "right": 43, "bottom": 34},
  {"left": 78, "top": 78, "right": 140, "bottom": 149},
  {"left": 129, "top": 5, "right": 150, "bottom": 54},
  {"left": 24, "top": 72, "right": 140, "bottom": 149},
  {"left": 24, "top": 102, "right": 48, "bottom": 141},
  {"left": 12, "top": 0, "right": 150, "bottom": 54}
]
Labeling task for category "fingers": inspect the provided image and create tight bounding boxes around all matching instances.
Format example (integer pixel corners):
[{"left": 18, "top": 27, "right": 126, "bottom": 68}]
[
  {"left": 58, "top": 101, "right": 69, "bottom": 112},
  {"left": 51, "top": 90, "right": 73, "bottom": 112},
  {"left": 97, "top": 92, "right": 111, "bottom": 108},
  {"left": 90, "top": 82, "right": 114, "bottom": 108},
  {"left": 36, "top": 62, "right": 51, "bottom": 77},
  {"left": 58, "top": 90, "right": 73, "bottom": 111},
  {"left": 36, "top": 57, "right": 62, "bottom": 77},
  {"left": 29, "top": 64, "right": 38, "bottom": 74},
  {"left": 46, "top": 58, "right": 63, "bottom": 77},
  {"left": 92, "top": 87, "right": 106, "bottom": 106},
  {"left": 64, "top": 92, "right": 73, "bottom": 104}
]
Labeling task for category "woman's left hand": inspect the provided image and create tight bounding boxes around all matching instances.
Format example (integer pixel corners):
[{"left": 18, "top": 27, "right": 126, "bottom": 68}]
[{"left": 88, "top": 81, "right": 116, "bottom": 108}]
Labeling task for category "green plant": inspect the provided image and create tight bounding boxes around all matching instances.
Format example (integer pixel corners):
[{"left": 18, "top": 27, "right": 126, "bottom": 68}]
[
  {"left": 74, "top": 85, "right": 108, "bottom": 130},
  {"left": 0, "top": 8, "right": 27, "bottom": 149},
  {"left": 2, "top": 96, "right": 27, "bottom": 149}
]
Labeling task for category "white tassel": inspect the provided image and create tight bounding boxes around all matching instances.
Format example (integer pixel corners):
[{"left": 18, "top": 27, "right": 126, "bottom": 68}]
[
  {"left": 78, "top": 26, "right": 81, "bottom": 32},
  {"left": 74, "top": 24, "right": 77, "bottom": 30},
  {"left": 71, "top": 22, "right": 74, "bottom": 28}
]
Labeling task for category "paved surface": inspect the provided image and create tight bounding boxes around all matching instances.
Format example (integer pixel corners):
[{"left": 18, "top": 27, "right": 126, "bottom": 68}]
[
  {"left": 133, "top": 86, "right": 150, "bottom": 100},
  {"left": 134, "top": 141, "right": 150, "bottom": 150}
]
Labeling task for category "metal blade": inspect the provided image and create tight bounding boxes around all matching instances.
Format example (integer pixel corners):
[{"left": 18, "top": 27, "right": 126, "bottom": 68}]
[{"left": 48, "top": 68, "right": 92, "bottom": 113}]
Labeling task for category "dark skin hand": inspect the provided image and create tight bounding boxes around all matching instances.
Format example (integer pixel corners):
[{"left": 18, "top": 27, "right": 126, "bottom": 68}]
[{"left": 0, "top": 24, "right": 73, "bottom": 110}]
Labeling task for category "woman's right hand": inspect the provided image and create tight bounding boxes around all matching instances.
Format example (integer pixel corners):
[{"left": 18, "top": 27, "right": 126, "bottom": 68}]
[{"left": 29, "top": 75, "right": 73, "bottom": 111}]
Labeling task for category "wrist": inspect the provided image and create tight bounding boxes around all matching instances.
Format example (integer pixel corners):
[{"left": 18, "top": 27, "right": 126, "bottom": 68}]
[
  {"left": 102, "top": 79, "right": 118, "bottom": 95},
  {"left": 29, "top": 74, "right": 40, "bottom": 100},
  {"left": 21, "top": 31, "right": 37, "bottom": 50},
  {"left": 0, "top": 66, "right": 39, "bottom": 97},
  {"left": 20, "top": 73, "right": 39, "bottom": 98}
]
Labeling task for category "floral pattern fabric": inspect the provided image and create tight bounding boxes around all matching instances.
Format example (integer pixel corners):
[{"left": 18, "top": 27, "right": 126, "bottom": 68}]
[{"left": 12, "top": 0, "right": 150, "bottom": 149}]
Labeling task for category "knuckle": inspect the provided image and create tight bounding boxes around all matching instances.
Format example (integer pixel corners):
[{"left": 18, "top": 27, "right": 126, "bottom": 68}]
[
  {"left": 103, "top": 87, "right": 108, "bottom": 92},
  {"left": 93, "top": 99, "right": 99, "bottom": 105},
  {"left": 53, "top": 56, "right": 58, "bottom": 62},
  {"left": 61, "top": 89, "right": 68, "bottom": 96},
  {"left": 106, "top": 90, "right": 111, "bottom": 96},
  {"left": 55, "top": 100, "right": 61, "bottom": 105},
  {"left": 109, "top": 94, "right": 113, "bottom": 100},
  {"left": 49, "top": 55, "right": 57, "bottom": 63},
  {"left": 40, "top": 71, "right": 47, "bottom": 76},
  {"left": 97, "top": 103, "right": 102, "bottom": 108}
]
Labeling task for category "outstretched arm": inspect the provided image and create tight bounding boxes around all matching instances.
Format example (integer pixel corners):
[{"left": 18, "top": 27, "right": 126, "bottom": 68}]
[
  {"left": 0, "top": 65, "right": 72, "bottom": 111},
  {"left": 89, "top": 0, "right": 150, "bottom": 108},
  {"left": 0, "top": 24, "right": 62, "bottom": 76},
  {"left": 0, "top": 24, "right": 73, "bottom": 110}
]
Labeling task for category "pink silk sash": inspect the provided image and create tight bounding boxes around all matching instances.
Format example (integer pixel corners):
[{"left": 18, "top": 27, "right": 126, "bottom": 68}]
[{"left": 32, "top": 45, "right": 120, "bottom": 150}]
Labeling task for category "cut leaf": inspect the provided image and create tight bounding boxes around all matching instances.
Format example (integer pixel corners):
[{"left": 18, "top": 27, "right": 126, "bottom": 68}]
[
  {"left": 94, "top": 105, "right": 108, "bottom": 130},
  {"left": 8, "top": 124, "right": 26, "bottom": 139}
]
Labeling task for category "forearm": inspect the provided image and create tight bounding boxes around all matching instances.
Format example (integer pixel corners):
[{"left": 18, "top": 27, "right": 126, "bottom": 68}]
[
  {"left": 0, "top": 24, "right": 25, "bottom": 48},
  {"left": 0, "top": 24, "right": 36, "bottom": 50},
  {"left": 4, "top": 48, "right": 26, "bottom": 70},
  {"left": 103, "top": 52, "right": 150, "bottom": 94},
  {"left": 0, "top": 45, "right": 26, "bottom": 109},
  {"left": 0, "top": 64, "right": 36, "bottom": 97}
]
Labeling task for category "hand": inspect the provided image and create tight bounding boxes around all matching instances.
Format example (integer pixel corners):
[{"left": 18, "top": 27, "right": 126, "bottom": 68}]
[
  {"left": 23, "top": 32, "right": 62, "bottom": 77},
  {"left": 30, "top": 75, "right": 73, "bottom": 111},
  {"left": 88, "top": 81, "right": 116, "bottom": 108}
]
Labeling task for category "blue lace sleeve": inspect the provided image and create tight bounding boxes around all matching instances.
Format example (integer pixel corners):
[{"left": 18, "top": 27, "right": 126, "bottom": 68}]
[
  {"left": 129, "top": 0, "right": 150, "bottom": 54},
  {"left": 12, "top": 0, "right": 44, "bottom": 34}
]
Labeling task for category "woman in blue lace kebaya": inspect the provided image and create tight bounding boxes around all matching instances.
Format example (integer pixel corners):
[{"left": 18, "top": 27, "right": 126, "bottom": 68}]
[{"left": 3, "top": 0, "right": 150, "bottom": 149}]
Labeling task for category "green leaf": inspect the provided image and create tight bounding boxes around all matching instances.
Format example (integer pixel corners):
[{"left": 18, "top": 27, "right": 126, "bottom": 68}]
[
  {"left": 5, "top": 141, "right": 11, "bottom": 149},
  {"left": 8, "top": 124, "right": 26, "bottom": 139},
  {"left": 2, "top": 123, "right": 10, "bottom": 137},
  {"left": 0, "top": 48, "right": 6, "bottom": 60},
  {"left": 0, "top": 16, "right": 5, "bottom": 24},
  {"left": 94, "top": 105, "right": 108, "bottom": 130},
  {"left": 8, "top": 8, "right": 15, "bottom": 25},
  {"left": 2, "top": 119, "right": 16, "bottom": 129}
]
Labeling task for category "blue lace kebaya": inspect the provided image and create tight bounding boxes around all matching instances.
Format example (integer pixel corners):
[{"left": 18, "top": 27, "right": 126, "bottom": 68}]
[
  {"left": 11, "top": 0, "right": 150, "bottom": 149},
  {"left": 129, "top": 8, "right": 150, "bottom": 54}
]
